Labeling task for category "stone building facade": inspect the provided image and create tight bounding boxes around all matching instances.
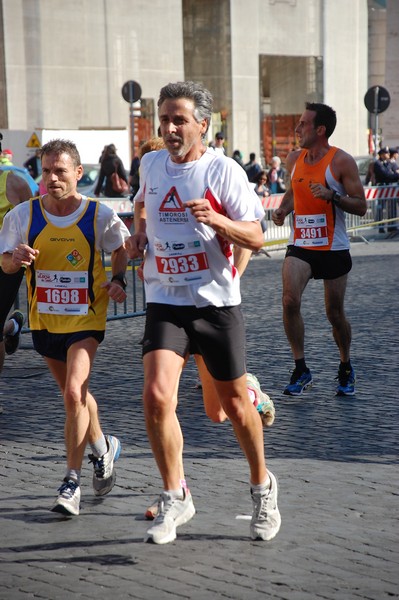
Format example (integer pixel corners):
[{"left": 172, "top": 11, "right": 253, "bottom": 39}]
[{"left": 0, "top": 0, "right": 396, "bottom": 165}]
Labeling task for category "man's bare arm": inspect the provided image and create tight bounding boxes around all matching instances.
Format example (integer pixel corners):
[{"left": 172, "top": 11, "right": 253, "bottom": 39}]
[{"left": 6, "top": 172, "right": 32, "bottom": 207}]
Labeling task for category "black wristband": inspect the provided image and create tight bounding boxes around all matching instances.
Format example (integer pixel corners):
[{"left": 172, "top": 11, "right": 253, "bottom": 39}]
[
  {"left": 111, "top": 273, "right": 127, "bottom": 290},
  {"left": 332, "top": 191, "right": 341, "bottom": 206}
]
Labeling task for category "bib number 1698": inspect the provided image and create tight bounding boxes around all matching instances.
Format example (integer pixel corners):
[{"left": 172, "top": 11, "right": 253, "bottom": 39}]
[{"left": 37, "top": 288, "right": 85, "bottom": 304}]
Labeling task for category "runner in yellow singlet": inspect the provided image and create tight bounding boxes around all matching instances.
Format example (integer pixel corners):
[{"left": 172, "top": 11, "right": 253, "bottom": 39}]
[{"left": 0, "top": 139, "right": 130, "bottom": 516}]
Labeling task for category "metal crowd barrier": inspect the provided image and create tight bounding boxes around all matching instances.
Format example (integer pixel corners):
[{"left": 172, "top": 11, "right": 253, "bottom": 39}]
[
  {"left": 261, "top": 185, "right": 399, "bottom": 250},
  {"left": 14, "top": 187, "right": 399, "bottom": 331}
]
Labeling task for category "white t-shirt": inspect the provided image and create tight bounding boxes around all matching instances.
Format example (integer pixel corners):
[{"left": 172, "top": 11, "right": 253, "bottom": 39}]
[
  {"left": 136, "top": 148, "right": 263, "bottom": 308},
  {"left": 0, "top": 196, "right": 130, "bottom": 254}
]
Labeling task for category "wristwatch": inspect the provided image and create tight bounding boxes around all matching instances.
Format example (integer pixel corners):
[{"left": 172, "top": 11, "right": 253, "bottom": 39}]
[
  {"left": 331, "top": 191, "right": 341, "bottom": 206},
  {"left": 111, "top": 273, "right": 127, "bottom": 290}
]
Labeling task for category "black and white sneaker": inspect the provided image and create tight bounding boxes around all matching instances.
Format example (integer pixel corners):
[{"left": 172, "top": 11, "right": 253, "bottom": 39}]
[
  {"left": 88, "top": 434, "right": 121, "bottom": 496},
  {"left": 5, "top": 310, "right": 25, "bottom": 355}
]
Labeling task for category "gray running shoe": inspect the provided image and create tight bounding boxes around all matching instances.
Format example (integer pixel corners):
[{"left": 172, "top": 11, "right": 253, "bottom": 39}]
[
  {"left": 51, "top": 479, "right": 81, "bottom": 516},
  {"left": 250, "top": 471, "right": 281, "bottom": 541},
  {"left": 88, "top": 434, "right": 121, "bottom": 496},
  {"left": 145, "top": 489, "right": 196, "bottom": 544}
]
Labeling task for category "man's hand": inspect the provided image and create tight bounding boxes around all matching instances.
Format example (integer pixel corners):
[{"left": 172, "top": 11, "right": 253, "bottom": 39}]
[
  {"left": 101, "top": 280, "right": 127, "bottom": 303},
  {"left": 10, "top": 244, "right": 39, "bottom": 268},
  {"left": 271, "top": 207, "right": 287, "bottom": 226},
  {"left": 185, "top": 199, "right": 218, "bottom": 226},
  {"left": 125, "top": 233, "right": 148, "bottom": 259},
  {"left": 309, "top": 182, "right": 333, "bottom": 202}
]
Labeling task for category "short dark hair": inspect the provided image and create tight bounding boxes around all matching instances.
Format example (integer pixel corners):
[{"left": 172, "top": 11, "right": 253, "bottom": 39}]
[
  {"left": 158, "top": 81, "right": 213, "bottom": 135},
  {"left": 305, "top": 102, "right": 337, "bottom": 139},
  {"left": 41, "top": 139, "right": 81, "bottom": 168}
]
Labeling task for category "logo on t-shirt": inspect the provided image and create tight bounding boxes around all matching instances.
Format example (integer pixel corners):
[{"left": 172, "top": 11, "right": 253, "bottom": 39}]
[
  {"left": 158, "top": 186, "right": 189, "bottom": 224},
  {"left": 159, "top": 187, "right": 185, "bottom": 212},
  {"left": 66, "top": 249, "right": 85, "bottom": 268}
]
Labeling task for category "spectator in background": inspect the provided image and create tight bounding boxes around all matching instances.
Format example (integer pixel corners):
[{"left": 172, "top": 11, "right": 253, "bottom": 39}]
[
  {"left": 94, "top": 144, "right": 128, "bottom": 198},
  {"left": 0, "top": 149, "right": 13, "bottom": 166},
  {"left": 374, "top": 146, "right": 399, "bottom": 233},
  {"left": 129, "top": 155, "right": 140, "bottom": 197},
  {"left": 253, "top": 170, "right": 270, "bottom": 206},
  {"left": 267, "top": 156, "right": 286, "bottom": 194},
  {"left": 387, "top": 147, "right": 399, "bottom": 231},
  {"left": 23, "top": 149, "right": 42, "bottom": 179},
  {"left": 245, "top": 152, "right": 262, "bottom": 183},
  {"left": 98, "top": 145, "right": 108, "bottom": 163},
  {"left": 388, "top": 147, "right": 399, "bottom": 176},
  {"left": 209, "top": 131, "right": 225, "bottom": 155},
  {"left": 232, "top": 149, "right": 245, "bottom": 169}
]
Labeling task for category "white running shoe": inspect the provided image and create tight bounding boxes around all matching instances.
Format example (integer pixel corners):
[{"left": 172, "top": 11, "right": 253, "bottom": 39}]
[
  {"left": 250, "top": 471, "right": 281, "bottom": 541},
  {"left": 51, "top": 479, "right": 81, "bottom": 516},
  {"left": 144, "top": 489, "right": 196, "bottom": 544},
  {"left": 247, "top": 373, "right": 276, "bottom": 427},
  {"left": 88, "top": 434, "right": 121, "bottom": 496}
]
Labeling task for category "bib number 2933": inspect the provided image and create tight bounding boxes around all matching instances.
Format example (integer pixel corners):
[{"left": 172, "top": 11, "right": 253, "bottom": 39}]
[{"left": 154, "top": 236, "right": 211, "bottom": 285}]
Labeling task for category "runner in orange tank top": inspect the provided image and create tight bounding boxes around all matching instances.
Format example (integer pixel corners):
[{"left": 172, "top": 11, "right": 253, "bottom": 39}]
[{"left": 272, "top": 102, "right": 366, "bottom": 397}]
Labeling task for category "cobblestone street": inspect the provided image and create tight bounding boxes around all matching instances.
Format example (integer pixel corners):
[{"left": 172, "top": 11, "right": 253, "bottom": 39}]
[{"left": 1, "top": 236, "right": 398, "bottom": 600}]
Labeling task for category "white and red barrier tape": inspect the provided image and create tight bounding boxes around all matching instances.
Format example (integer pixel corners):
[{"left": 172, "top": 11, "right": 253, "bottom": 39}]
[{"left": 262, "top": 185, "right": 399, "bottom": 209}]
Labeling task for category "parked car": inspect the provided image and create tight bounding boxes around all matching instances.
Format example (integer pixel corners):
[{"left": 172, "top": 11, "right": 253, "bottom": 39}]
[{"left": 0, "top": 164, "right": 39, "bottom": 195}]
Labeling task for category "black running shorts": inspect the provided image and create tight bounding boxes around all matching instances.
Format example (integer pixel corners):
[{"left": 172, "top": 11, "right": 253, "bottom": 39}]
[
  {"left": 32, "top": 330, "right": 105, "bottom": 362},
  {"left": 142, "top": 303, "right": 247, "bottom": 381},
  {"left": 285, "top": 246, "right": 352, "bottom": 280}
]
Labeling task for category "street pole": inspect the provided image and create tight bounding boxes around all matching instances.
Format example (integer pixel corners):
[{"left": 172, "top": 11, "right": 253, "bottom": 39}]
[
  {"left": 374, "top": 86, "right": 379, "bottom": 157},
  {"left": 130, "top": 101, "right": 134, "bottom": 163}
]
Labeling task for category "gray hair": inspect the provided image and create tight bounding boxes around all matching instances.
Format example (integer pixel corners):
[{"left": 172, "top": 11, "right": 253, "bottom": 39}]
[{"left": 158, "top": 81, "right": 213, "bottom": 135}]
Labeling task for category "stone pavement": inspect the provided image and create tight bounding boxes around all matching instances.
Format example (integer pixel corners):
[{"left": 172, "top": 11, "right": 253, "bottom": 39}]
[{"left": 0, "top": 233, "right": 398, "bottom": 600}]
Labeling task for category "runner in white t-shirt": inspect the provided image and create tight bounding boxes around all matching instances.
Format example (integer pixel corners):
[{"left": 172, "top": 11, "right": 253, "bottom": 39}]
[{"left": 126, "top": 81, "right": 281, "bottom": 545}]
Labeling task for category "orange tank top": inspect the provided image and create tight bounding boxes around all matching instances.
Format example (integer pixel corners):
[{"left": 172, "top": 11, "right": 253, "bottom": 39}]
[{"left": 291, "top": 147, "right": 339, "bottom": 250}]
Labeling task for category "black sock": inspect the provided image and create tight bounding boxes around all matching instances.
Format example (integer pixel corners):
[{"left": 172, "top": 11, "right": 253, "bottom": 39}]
[
  {"left": 295, "top": 358, "right": 308, "bottom": 373},
  {"left": 339, "top": 361, "right": 351, "bottom": 372}
]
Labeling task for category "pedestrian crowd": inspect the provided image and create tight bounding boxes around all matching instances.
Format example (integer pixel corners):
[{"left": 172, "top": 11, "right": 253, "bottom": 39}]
[{"left": 0, "top": 80, "right": 388, "bottom": 548}]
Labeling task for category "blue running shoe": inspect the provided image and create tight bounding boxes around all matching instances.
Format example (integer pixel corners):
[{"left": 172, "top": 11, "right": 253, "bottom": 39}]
[
  {"left": 336, "top": 366, "right": 356, "bottom": 396},
  {"left": 284, "top": 369, "right": 313, "bottom": 396}
]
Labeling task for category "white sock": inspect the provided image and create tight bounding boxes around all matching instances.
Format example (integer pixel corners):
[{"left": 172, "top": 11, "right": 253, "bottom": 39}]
[
  {"left": 251, "top": 476, "right": 271, "bottom": 494},
  {"left": 90, "top": 435, "right": 108, "bottom": 458},
  {"left": 165, "top": 488, "right": 184, "bottom": 499},
  {"left": 8, "top": 319, "right": 20, "bottom": 336},
  {"left": 66, "top": 469, "right": 81, "bottom": 485}
]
